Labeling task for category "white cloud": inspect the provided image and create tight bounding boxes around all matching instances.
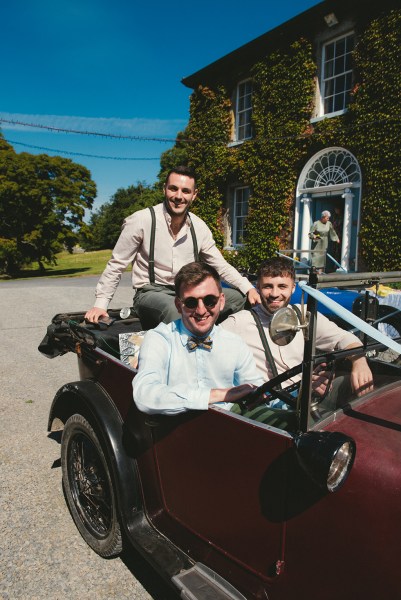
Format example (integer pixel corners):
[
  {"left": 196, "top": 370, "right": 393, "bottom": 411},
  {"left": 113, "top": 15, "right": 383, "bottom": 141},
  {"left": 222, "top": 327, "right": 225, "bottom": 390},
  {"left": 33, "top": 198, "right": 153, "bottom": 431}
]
[{"left": 0, "top": 112, "right": 187, "bottom": 138}]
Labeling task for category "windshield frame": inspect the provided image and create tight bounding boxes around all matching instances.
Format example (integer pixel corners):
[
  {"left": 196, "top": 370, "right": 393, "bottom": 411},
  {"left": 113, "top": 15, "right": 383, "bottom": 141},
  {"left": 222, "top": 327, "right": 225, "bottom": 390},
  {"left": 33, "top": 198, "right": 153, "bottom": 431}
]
[{"left": 298, "top": 270, "right": 401, "bottom": 432}]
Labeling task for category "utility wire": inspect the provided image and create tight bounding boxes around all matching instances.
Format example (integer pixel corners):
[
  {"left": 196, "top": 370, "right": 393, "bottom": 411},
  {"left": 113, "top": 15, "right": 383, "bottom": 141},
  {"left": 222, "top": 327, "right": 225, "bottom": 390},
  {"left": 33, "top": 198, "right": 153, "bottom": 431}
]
[
  {"left": 0, "top": 118, "right": 179, "bottom": 143},
  {"left": 5, "top": 139, "right": 160, "bottom": 160}
]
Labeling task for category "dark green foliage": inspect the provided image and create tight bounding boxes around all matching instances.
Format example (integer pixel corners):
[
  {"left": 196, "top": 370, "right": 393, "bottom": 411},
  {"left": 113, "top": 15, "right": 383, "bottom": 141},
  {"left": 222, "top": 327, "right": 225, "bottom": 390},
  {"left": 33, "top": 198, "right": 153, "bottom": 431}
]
[
  {"left": 348, "top": 9, "right": 401, "bottom": 270},
  {"left": 0, "top": 143, "right": 96, "bottom": 275}
]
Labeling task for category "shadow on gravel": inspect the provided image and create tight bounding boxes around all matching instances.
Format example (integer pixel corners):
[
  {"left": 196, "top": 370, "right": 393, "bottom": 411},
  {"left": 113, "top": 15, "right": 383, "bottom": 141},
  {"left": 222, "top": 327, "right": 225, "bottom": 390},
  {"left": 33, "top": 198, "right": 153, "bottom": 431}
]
[
  {"left": 0, "top": 267, "right": 90, "bottom": 280},
  {"left": 120, "top": 549, "right": 178, "bottom": 600}
]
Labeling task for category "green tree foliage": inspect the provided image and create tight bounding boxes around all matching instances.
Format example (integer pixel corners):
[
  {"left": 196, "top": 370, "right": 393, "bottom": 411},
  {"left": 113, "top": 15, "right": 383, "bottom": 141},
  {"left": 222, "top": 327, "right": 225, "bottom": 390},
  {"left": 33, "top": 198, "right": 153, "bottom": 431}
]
[
  {"left": 157, "top": 130, "right": 190, "bottom": 190},
  {"left": 83, "top": 182, "right": 160, "bottom": 250},
  {"left": 0, "top": 139, "right": 96, "bottom": 275}
]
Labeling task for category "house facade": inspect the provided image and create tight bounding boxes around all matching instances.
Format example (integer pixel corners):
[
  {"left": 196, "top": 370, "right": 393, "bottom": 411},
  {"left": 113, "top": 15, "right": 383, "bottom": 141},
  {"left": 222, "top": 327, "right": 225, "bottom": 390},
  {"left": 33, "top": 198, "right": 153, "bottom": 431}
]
[{"left": 181, "top": 0, "right": 401, "bottom": 273}]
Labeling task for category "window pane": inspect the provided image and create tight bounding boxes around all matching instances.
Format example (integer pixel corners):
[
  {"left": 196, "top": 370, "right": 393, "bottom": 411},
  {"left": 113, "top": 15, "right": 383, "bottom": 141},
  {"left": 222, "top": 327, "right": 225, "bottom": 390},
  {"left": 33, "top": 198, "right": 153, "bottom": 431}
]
[
  {"left": 324, "top": 59, "right": 334, "bottom": 79},
  {"left": 335, "top": 74, "right": 346, "bottom": 94},
  {"left": 325, "top": 78, "right": 335, "bottom": 97},
  {"left": 334, "top": 55, "right": 345, "bottom": 76},
  {"left": 334, "top": 93, "right": 344, "bottom": 112},
  {"left": 336, "top": 38, "right": 346, "bottom": 56},
  {"left": 345, "top": 52, "right": 353, "bottom": 72},
  {"left": 324, "top": 95, "right": 334, "bottom": 114},
  {"left": 325, "top": 42, "right": 334, "bottom": 61}
]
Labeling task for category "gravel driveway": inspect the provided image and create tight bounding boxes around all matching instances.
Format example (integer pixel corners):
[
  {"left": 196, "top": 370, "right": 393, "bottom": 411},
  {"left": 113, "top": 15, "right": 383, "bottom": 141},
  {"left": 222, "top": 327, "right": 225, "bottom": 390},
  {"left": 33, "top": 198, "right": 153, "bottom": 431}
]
[{"left": 0, "top": 274, "right": 175, "bottom": 600}]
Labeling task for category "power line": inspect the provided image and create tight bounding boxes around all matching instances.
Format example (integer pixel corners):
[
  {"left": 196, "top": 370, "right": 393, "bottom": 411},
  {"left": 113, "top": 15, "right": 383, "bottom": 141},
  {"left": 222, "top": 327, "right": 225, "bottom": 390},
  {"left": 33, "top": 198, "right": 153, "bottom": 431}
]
[
  {"left": 2, "top": 114, "right": 400, "bottom": 155},
  {"left": 5, "top": 139, "right": 161, "bottom": 160},
  {"left": 0, "top": 118, "right": 179, "bottom": 143}
]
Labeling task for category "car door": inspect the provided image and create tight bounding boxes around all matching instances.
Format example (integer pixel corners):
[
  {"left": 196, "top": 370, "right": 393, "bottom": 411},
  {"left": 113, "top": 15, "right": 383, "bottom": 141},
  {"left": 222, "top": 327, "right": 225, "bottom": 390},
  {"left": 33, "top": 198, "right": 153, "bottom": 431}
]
[{"left": 138, "top": 406, "right": 294, "bottom": 586}]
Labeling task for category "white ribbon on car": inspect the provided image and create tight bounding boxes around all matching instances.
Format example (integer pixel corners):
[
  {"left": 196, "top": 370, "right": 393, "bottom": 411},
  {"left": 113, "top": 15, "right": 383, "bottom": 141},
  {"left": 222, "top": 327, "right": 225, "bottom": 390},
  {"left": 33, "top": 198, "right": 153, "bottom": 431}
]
[{"left": 298, "top": 281, "right": 401, "bottom": 355}]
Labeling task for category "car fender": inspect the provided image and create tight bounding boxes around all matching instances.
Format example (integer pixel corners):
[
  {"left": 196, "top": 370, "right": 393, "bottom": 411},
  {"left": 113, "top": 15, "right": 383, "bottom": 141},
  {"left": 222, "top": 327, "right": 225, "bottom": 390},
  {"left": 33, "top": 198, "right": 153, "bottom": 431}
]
[{"left": 48, "top": 380, "right": 141, "bottom": 527}]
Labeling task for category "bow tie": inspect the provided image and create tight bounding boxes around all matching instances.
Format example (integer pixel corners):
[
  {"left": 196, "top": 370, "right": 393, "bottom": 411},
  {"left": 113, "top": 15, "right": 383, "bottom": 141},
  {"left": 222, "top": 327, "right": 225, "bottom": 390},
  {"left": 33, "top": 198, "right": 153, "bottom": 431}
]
[{"left": 187, "top": 336, "right": 213, "bottom": 352}]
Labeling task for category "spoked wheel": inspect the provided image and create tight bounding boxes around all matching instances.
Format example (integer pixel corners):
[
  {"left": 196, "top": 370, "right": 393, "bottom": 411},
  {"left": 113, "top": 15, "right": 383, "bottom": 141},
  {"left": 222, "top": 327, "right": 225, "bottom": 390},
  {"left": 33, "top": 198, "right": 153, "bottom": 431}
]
[{"left": 61, "top": 414, "right": 122, "bottom": 557}]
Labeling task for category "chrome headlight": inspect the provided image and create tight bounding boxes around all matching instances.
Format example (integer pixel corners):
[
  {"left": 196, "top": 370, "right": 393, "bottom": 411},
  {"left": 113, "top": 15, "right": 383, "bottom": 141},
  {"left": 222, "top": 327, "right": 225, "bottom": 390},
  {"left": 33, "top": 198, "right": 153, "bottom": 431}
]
[{"left": 295, "top": 431, "right": 356, "bottom": 492}]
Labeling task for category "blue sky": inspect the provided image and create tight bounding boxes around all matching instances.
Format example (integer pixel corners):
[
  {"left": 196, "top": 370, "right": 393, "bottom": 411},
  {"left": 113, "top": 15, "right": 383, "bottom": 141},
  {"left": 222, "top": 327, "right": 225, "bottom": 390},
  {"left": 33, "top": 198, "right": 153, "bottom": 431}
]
[{"left": 1, "top": 0, "right": 320, "bottom": 214}]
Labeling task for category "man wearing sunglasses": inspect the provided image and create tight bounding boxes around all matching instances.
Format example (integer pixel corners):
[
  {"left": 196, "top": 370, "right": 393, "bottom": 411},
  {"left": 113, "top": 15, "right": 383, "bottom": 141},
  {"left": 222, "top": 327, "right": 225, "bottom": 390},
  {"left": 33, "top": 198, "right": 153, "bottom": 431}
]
[
  {"left": 133, "top": 262, "right": 264, "bottom": 415},
  {"left": 85, "top": 165, "right": 260, "bottom": 328}
]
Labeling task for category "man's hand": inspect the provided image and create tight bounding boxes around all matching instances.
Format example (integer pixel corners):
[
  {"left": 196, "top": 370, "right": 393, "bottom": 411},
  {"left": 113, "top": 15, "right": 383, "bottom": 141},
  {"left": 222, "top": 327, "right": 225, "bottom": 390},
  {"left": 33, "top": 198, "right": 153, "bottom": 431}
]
[
  {"left": 247, "top": 288, "right": 261, "bottom": 306},
  {"left": 84, "top": 307, "right": 109, "bottom": 324},
  {"left": 209, "top": 383, "right": 257, "bottom": 405},
  {"left": 350, "top": 356, "right": 374, "bottom": 396},
  {"left": 311, "top": 363, "right": 332, "bottom": 397}
]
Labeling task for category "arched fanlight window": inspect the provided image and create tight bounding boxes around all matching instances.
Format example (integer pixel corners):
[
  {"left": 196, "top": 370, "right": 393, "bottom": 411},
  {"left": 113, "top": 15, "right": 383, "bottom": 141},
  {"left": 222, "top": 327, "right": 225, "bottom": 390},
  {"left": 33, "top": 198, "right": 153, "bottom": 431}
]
[{"left": 302, "top": 148, "right": 361, "bottom": 189}]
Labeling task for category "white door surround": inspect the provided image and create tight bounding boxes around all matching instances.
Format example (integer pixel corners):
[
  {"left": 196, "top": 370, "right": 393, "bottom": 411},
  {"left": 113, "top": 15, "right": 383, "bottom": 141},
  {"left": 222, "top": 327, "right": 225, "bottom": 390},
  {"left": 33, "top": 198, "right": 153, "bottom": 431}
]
[{"left": 294, "top": 147, "right": 362, "bottom": 272}]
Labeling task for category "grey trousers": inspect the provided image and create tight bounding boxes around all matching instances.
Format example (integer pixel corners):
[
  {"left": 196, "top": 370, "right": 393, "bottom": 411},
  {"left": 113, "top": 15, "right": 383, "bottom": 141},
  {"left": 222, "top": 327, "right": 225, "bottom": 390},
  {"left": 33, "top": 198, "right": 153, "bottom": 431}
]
[{"left": 133, "top": 283, "right": 246, "bottom": 330}]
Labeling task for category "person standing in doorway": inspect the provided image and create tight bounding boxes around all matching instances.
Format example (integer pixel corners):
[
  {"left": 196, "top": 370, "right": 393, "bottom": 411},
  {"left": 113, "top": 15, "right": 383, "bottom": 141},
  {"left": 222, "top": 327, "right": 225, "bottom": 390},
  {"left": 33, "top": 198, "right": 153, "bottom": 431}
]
[{"left": 309, "top": 210, "right": 340, "bottom": 273}]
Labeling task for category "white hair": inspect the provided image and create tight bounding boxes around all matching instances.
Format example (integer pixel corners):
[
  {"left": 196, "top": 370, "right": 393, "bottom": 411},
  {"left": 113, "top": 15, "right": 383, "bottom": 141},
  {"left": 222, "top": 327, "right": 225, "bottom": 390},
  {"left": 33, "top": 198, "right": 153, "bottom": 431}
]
[{"left": 321, "top": 210, "right": 331, "bottom": 218}]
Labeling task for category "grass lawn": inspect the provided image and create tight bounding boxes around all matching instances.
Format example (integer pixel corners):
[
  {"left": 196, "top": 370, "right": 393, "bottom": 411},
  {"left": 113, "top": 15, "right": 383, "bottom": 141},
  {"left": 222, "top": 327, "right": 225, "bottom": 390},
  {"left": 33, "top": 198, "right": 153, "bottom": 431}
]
[{"left": 0, "top": 249, "right": 119, "bottom": 280}]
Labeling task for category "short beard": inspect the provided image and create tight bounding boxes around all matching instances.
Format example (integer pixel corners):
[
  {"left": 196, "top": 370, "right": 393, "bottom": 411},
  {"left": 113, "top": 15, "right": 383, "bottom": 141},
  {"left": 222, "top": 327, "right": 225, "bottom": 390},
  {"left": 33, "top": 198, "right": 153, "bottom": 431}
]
[
  {"left": 164, "top": 198, "right": 189, "bottom": 218},
  {"left": 260, "top": 295, "right": 290, "bottom": 315}
]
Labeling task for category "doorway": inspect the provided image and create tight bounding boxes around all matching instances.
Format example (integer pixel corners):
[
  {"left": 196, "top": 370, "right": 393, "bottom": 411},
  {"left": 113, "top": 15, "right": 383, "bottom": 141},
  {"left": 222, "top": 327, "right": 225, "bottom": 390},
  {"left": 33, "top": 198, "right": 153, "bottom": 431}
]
[{"left": 312, "top": 197, "right": 344, "bottom": 272}]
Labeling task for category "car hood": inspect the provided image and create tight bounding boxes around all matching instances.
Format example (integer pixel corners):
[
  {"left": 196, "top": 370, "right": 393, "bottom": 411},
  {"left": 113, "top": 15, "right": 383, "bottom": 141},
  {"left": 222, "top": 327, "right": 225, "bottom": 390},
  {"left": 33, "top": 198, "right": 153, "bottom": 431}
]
[{"left": 323, "top": 383, "right": 401, "bottom": 480}]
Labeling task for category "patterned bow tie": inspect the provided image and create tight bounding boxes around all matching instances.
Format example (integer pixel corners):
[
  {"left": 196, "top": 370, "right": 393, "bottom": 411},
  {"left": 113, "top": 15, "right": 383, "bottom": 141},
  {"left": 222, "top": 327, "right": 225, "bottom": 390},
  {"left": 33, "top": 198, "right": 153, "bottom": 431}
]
[{"left": 187, "top": 336, "right": 213, "bottom": 352}]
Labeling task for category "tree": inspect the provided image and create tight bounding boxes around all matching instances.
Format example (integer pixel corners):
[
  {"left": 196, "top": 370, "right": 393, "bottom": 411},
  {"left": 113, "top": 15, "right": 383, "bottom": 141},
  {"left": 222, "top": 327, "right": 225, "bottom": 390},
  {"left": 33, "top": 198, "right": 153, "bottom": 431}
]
[
  {"left": 157, "top": 130, "right": 190, "bottom": 189},
  {"left": 0, "top": 142, "right": 96, "bottom": 275},
  {"left": 83, "top": 182, "right": 160, "bottom": 250}
]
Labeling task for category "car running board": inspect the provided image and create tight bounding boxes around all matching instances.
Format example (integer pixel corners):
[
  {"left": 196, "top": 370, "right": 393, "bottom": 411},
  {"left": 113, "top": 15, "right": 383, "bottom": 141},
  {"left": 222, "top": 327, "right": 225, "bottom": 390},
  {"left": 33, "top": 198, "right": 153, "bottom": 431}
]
[{"left": 172, "top": 563, "right": 246, "bottom": 600}]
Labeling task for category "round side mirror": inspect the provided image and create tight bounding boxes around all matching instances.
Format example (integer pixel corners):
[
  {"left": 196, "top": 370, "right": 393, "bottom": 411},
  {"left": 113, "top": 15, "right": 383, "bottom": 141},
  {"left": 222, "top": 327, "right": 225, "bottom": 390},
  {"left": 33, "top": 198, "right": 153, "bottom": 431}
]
[{"left": 270, "top": 307, "right": 299, "bottom": 346}]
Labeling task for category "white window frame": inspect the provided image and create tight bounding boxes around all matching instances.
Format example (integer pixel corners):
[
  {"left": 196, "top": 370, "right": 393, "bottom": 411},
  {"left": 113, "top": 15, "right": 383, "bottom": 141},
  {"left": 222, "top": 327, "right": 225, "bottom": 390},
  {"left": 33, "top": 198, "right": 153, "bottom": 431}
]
[
  {"left": 232, "top": 186, "right": 250, "bottom": 246},
  {"left": 235, "top": 79, "right": 253, "bottom": 142},
  {"left": 320, "top": 32, "right": 355, "bottom": 117}
]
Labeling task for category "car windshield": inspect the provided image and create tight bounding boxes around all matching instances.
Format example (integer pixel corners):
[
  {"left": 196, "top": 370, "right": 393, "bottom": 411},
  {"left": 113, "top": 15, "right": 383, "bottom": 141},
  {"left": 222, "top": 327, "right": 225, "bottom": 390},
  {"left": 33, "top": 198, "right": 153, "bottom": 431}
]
[
  {"left": 297, "top": 272, "right": 401, "bottom": 431},
  {"left": 306, "top": 336, "right": 401, "bottom": 430}
]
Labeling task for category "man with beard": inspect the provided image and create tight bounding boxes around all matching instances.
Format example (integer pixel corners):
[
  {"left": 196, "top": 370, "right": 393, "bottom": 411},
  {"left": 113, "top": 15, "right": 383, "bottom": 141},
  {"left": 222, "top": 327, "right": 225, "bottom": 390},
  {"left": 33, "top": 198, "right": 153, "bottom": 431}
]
[
  {"left": 133, "top": 262, "right": 263, "bottom": 415},
  {"left": 221, "top": 256, "right": 373, "bottom": 425},
  {"left": 85, "top": 166, "right": 260, "bottom": 328}
]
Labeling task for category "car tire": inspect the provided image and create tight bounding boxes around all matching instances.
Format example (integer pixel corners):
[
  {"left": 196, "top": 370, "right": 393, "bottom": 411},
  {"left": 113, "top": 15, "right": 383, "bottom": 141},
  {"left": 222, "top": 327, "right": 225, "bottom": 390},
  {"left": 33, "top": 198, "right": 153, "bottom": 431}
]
[{"left": 61, "top": 413, "right": 123, "bottom": 558}]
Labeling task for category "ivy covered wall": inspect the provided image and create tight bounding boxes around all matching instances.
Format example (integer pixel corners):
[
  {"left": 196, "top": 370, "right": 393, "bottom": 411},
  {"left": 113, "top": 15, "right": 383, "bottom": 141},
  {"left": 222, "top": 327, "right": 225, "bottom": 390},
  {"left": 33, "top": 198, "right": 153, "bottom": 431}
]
[{"left": 179, "top": 8, "right": 401, "bottom": 272}]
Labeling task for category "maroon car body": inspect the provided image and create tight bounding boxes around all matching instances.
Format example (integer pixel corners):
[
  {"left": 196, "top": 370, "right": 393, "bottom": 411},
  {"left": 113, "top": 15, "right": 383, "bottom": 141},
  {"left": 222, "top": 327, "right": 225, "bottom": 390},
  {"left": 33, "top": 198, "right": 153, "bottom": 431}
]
[{"left": 39, "top": 271, "right": 401, "bottom": 599}]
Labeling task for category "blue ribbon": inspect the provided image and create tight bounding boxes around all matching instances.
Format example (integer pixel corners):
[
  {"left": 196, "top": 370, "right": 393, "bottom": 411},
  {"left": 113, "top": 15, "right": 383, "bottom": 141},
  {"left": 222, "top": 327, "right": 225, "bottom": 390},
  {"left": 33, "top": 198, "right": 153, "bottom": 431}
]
[{"left": 298, "top": 281, "right": 401, "bottom": 355}]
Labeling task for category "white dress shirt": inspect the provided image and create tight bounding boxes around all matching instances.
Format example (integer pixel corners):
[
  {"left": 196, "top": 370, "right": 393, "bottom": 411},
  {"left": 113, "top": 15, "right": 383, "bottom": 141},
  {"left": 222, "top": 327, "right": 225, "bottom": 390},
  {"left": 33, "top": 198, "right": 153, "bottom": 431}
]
[{"left": 133, "top": 319, "right": 264, "bottom": 415}]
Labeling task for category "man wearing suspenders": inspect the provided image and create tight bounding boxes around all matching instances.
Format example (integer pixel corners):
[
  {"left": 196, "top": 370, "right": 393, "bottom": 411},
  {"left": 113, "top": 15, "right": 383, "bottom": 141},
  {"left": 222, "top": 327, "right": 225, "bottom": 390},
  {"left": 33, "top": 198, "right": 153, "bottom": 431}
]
[
  {"left": 85, "top": 166, "right": 260, "bottom": 328},
  {"left": 221, "top": 256, "right": 373, "bottom": 424}
]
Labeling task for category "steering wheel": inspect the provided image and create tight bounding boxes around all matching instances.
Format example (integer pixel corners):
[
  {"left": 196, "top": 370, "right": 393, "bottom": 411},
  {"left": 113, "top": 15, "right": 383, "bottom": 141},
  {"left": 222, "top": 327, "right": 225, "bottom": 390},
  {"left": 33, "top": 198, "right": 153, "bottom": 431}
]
[{"left": 237, "top": 363, "right": 303, "bottom": 413}]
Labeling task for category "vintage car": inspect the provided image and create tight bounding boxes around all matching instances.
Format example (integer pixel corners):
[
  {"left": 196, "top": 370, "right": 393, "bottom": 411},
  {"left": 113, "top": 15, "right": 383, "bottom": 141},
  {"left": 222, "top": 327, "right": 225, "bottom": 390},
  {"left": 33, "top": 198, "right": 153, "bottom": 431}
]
[{"left": 39, "top": 271, "right": 401, "bottom": 600}]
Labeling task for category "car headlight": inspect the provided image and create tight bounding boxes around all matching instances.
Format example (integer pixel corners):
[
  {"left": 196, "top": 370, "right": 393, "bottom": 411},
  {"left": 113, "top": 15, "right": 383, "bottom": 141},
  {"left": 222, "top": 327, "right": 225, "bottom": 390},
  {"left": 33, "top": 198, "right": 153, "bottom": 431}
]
[{"left": 295, "top": 431, "right": 356, "bottom": 492}]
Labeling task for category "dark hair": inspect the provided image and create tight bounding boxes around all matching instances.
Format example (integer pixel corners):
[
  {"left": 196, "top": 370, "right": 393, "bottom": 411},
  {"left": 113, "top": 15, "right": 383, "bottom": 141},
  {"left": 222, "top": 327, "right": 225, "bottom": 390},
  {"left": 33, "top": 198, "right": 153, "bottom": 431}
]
[
  {"left": 165, "top": 165, "right": 197, "bottom": 187},
  {"left": 174, "top": 262, "right": 222, "bottom": 297},
  {"left": 257, "top": 256, "right": 295, "bottom": 281}
]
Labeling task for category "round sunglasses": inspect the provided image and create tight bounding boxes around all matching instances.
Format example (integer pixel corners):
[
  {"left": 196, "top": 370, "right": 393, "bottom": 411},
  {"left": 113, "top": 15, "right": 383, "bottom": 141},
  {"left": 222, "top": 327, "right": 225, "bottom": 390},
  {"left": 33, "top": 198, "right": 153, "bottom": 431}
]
[{"left": 180, "top": 294, "right": 219, "bottom": 309}]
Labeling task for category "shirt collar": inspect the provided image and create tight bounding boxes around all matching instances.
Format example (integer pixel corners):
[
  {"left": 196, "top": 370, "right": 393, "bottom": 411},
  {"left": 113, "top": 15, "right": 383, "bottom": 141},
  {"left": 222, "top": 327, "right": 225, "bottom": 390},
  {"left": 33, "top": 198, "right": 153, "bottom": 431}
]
[
  {"left": 254, "top": 303, "right": 274, "bottom": 324},
  {"left": 174, "top": 319, "right": 216, "bottom": 347},
  {"left": 162, "top": 202, "right": 191, "bottom": 230}
]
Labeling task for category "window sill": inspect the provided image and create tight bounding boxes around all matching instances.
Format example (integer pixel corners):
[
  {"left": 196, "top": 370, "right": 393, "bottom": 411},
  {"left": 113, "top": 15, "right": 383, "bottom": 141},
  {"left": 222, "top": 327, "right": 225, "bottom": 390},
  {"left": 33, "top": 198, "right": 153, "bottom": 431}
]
[
  {"left": 311, "top": 109, "right": 348, "bottom": 123},
  {"left": 227, "top": 140, "right": 245, "bottom": 148}
]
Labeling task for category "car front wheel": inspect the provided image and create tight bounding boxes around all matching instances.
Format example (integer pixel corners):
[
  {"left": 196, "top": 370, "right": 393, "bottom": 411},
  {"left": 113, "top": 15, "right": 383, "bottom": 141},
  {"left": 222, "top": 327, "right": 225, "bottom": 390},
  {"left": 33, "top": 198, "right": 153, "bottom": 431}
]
[{"left": 61, "top": 413, "right": 123, "bottom": 557}]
